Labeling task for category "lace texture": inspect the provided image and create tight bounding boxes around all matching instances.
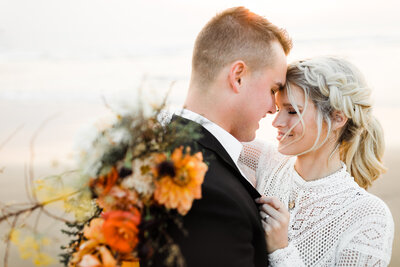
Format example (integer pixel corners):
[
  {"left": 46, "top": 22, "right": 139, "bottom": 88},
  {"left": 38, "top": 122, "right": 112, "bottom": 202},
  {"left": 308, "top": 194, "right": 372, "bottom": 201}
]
[{"left": 239, "top": 140, "right": 394, "bottom": 267}]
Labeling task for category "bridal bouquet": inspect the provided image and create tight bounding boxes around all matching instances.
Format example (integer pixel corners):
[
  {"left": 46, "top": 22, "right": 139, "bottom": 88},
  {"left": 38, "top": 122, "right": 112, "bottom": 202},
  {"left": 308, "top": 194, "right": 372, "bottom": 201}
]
[{"left": 59, "top": 104, "right": 208, "bottom": 267}]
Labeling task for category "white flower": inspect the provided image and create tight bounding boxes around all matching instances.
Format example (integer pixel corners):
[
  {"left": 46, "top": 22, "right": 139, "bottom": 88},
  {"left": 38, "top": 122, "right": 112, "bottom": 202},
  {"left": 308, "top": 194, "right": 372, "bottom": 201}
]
[
  {"left": 74, "top": 124, "right": 101, "bottom": 155},
  {"left": 157, "top": 109, "right": 174, "bottom": 126},
  {"left": 106, "top": 90, "right": 156, "bottom": 118},
  {"left": 121, "top": 158, "right": 154, "bottom": 196},
  {"left": 108, "top": 127, "right": 131, "bottom": 144}
]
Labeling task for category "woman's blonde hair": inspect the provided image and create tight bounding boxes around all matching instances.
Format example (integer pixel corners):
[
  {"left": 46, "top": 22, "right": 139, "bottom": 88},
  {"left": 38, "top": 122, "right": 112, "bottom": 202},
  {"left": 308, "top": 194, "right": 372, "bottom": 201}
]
[{"left": 285, "top": 56, "right": 386, "bottom": 188}]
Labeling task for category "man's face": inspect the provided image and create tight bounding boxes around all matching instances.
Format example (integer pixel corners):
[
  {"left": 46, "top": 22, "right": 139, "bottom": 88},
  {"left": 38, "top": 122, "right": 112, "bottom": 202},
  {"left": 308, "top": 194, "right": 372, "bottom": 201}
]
[{"left": 231, "top": 42, "right": 287, "bottom": 142}]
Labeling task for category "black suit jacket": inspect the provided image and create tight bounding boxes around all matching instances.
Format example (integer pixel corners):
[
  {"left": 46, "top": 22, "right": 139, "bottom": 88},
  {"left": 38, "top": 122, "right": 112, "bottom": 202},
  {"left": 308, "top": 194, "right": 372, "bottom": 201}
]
[{"left": 145, "top": 115, "right": 268, "bottom": 267}]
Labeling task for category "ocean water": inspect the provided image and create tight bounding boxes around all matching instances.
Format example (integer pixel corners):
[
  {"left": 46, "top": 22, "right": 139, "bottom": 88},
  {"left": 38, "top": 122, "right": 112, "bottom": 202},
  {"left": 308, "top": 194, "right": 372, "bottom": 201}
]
[{"left": 1, "top": 41, "right": 400, "bottom": 167}]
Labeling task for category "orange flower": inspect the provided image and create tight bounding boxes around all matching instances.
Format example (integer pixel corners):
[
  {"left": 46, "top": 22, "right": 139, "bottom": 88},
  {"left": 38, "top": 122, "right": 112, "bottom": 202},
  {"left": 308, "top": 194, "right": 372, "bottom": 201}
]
[
  {"left": 83, "top": 218, "right": 106, "bottom": 244},
  {"left": 90, "top": 167, "right": 119, "bottom": 196},
  {"left": 76, "top": 246, "right": 116, "bottom": 267},
  {"left": 98, "top": 246, "right": 117, "bottom": 267},
  {"left": 97, "top": 186, "right": 140, "bottom": 212},
  {"left": 78, "top": 254, "right": 101, "bottom": 267},
  {"left": 71, "top": 239, "right": 99, "bottom": 266},
  {"left": 102, "top": 210, "right": 141, "bottom": 253},
  {"left": 153, "top": 147, "right": 208, "bottom": 215},
  {"left": 121, "top": 262, "right": 140, "bottom": 267}
]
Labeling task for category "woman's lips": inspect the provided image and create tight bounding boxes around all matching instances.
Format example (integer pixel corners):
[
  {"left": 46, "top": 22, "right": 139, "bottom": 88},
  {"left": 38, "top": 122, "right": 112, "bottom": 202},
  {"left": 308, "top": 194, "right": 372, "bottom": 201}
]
[{"left": 277, "top": 131, "right": 293, "bottom": 141}]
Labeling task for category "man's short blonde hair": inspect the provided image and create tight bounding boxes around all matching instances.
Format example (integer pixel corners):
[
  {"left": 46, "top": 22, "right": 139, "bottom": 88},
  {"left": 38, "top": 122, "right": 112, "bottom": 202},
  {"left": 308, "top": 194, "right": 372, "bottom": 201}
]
[{"left": 191, "top": 6, "right": 292, "bottom": 87}]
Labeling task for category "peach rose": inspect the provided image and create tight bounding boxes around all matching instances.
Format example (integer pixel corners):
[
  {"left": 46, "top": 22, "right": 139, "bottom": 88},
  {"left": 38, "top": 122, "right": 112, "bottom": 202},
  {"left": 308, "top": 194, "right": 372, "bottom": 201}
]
[{"left": 102, "top": 210, "right": 141, "bottom": 253}]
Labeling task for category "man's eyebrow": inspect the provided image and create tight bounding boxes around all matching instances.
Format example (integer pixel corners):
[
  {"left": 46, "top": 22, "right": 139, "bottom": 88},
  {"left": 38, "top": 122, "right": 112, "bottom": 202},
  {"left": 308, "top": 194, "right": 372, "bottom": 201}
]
[{"left": 274, "top": 82, "right": 284, "bottom": 90}]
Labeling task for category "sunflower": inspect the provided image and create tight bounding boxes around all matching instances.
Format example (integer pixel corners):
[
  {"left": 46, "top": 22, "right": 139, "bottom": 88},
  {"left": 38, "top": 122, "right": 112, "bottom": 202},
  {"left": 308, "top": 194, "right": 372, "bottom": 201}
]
[{"left": 153, "top": 147, "right": 208, "bottom": 215}]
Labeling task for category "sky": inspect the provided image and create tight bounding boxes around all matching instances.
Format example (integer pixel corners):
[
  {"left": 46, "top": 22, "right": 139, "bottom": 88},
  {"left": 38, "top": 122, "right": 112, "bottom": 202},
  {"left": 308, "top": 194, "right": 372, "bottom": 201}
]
[{"left": 0, "top": 0, "right": 399, "bottom": 59}]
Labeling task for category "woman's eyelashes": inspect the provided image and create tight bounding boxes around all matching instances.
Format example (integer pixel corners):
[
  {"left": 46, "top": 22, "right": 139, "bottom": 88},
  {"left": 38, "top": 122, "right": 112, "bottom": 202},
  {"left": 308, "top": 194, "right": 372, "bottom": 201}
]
[{"left": 275, "top": 105, "right": 301, "bottom": 115}]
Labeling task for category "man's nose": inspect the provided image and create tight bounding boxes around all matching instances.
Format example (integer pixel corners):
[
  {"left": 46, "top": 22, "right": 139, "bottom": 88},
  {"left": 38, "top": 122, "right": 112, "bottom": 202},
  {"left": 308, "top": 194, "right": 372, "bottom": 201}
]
[
  {"left": 268, "top": 107, "right": 277, "bottom": 115},
  {"left": 267, "top": 99, "right": 277, "bottom": 115}
]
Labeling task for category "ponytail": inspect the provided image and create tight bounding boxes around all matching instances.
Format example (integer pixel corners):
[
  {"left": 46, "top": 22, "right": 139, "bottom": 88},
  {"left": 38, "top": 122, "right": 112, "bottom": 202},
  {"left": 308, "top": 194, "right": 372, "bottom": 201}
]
[{"left": 340, "top": 116, "right": 386, "bottom": 189}]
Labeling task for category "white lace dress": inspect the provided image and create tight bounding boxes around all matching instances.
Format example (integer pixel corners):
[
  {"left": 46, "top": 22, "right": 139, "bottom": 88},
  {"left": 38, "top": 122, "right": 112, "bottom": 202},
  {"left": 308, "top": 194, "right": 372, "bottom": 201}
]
[{"left": 238, "top": 140, "right": 394, "bottom": 267}]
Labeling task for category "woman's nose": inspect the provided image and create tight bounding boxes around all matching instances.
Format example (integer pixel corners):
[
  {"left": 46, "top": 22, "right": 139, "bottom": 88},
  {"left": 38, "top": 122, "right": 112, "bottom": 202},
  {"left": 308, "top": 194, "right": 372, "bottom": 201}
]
[{"left": 272, "top": 112, "right": 285, "bottom": 128}]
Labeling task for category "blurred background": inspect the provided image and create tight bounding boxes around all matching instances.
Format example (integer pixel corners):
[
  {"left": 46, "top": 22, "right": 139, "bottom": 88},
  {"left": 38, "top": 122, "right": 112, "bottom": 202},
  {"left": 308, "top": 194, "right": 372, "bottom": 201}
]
[{"left": 0, "top": 0, "right": 399, "bottom": 266}]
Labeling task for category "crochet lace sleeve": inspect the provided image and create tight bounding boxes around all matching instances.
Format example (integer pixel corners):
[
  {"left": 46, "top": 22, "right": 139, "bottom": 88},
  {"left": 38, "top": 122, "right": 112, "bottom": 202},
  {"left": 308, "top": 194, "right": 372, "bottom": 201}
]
[
  {"left": 238, "top": 140, "right": 280, "bottom": 186},
  {"left": 335, "top": 199, "right": 394, "bottom": 266},
  {"left": 239, "top": 139, "right": 288, "bottom": 193},
  {"left": 268, "top": 243, "right": 306, "bottom": 267},
  {"left": 238, "top": 140, "right": 264, "bottom": 186},
  {"left": 239, "top": 140, "right": 265, "bottom": 171}
]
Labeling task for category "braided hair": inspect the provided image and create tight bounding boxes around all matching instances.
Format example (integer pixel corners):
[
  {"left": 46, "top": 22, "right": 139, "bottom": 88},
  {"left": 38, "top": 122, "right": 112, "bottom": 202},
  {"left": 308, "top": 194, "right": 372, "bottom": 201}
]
[{"left": 285, "top": 57, "right": 386, "bottom": 188}]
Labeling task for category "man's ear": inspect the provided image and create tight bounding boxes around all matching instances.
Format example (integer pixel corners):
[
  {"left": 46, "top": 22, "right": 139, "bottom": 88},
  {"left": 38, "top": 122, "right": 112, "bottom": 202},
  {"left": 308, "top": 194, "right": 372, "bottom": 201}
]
[
  {"left": 332, "top": 110, "right": 348, "bottom": 130},
  {"left": 228, "top": 60, "right": 247, "bottom": 94}
]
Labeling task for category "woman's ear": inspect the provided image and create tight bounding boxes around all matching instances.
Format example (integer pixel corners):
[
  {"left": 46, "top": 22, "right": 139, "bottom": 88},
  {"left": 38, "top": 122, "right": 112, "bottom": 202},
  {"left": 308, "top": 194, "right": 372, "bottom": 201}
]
[
  {"left": 332, "top": 110, "right": 348, "bottom": 130},
  {"left": 228, "top": 60, "right": 247, "bottom": 94}
]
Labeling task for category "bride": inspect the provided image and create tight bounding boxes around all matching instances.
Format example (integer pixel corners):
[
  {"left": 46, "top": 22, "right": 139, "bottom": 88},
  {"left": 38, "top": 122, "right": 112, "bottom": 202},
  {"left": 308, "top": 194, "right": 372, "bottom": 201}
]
[{"left": 239, "top": 57, "right": 394, "bottom": 266}]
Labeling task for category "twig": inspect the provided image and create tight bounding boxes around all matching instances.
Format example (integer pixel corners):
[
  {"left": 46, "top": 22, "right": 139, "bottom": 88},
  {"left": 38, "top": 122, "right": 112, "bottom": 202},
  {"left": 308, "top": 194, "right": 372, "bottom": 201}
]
[
  {"left": 24, "top": 161, "right": 34, "bottom": 203},
  {"left": 161, "top": 81, "right": 175, "bottom": 108},
  {"left": 101, "top": 95, "right": 112, "bottom": 110},
  {"left": 137, "top": 75, "right": 147, "bottom": 118},
  {"left": 41, "top": 169, "right": 79, "bottom": 181},
  {"left": 33, "top": 208, "right": 43, "bottom": 232},
  {"left": 0, "top": 189, "right": 80, "bottom": 223},
  {"left": 29, "top": 114, "right": 61, "bottom": 203},
  {"left": 0, "top": 203, "right": 41, "bottom": 223},
  {"left": 1, "top": 202, "right": 35, "bottom": 208},
  {"left": 0, "top": 124, "right": 24, "bottom": 151},
  {"left": 14, "top": 206, "right": 35, "bottom": 228},
  {"left": 41, "top": 206, "right": 71, "bottom": 223},
  {"left": 3, "top": 215, "right": 19, "bottom": 267}
]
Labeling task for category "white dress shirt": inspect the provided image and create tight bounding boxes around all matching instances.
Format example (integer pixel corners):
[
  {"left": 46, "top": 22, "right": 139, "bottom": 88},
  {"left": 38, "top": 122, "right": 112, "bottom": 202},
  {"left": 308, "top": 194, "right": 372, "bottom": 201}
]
[{"left": 176, "top": 109, "right": 253, "bottom": 186}]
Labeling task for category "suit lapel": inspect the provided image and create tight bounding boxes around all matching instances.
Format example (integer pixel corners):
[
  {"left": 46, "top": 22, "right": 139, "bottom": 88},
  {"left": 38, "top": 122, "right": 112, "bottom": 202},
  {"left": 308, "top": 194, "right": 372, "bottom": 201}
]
[{"left": 171, "top": 115, "right": 261, "bottom": 199}]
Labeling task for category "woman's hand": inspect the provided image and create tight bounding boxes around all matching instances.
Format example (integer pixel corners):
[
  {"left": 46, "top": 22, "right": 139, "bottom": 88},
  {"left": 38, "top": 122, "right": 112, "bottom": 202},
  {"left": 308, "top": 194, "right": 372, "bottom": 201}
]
[{"left": 256, "top": 196, "right": 290, "bottom": 254}]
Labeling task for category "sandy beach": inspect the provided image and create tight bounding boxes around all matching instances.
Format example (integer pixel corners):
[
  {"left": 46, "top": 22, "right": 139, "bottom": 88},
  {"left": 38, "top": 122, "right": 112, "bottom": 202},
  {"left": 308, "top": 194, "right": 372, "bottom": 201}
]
[
  {"left": 0, "top": 134, "right": 399, "bottom": 266},
  {"left": 0, "top": 90, "right": 399, "bottom": 266},
  {"left": 368, "top": 149, "right": 400, "bottom": 267}
]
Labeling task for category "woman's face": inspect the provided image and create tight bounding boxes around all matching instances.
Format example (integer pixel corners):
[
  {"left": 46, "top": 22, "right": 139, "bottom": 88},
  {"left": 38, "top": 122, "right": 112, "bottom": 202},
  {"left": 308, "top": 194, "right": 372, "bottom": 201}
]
[{"left": 272, "top": 84, "right": 326, "bottom": 156}]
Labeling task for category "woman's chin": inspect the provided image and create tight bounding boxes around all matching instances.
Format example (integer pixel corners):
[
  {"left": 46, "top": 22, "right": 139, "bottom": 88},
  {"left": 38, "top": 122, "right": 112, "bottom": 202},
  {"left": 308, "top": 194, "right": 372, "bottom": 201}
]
[
  {"left": 277, "top": 145, "right": 288, "bottom": 155},
  {"left": 277, "top": 145, "right": 298, "bottom": 156}
]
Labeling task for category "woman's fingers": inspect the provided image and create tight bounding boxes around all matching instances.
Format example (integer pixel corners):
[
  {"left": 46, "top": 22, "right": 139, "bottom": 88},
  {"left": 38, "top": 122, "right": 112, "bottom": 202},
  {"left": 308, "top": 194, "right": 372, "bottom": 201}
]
[
  {"left": 259, "top": 203, "right": 283, "bottom": 221},
  {"left": 262, "top": 219, "right": 271, "bottom": 233},
  {"left": 256, "top": 196, "right": 283, "bottom": 210},
  {"left": 257, "top": 196, "right": 290, "bottom": 254},
  {"left": 259, "top": 207, "right": 288, "bottom": 233},
  {"left": 261, "top": 216, "right": 281, "bottom": 233},
  {"left": 259, "top": 210, "right": 269, "bottom": 221}
]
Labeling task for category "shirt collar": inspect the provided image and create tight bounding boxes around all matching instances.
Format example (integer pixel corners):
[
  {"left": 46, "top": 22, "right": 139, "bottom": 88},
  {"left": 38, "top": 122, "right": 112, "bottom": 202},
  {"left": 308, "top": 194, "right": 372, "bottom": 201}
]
[{"left": 176, "top": 108, "right": 243, "bottom": 164}]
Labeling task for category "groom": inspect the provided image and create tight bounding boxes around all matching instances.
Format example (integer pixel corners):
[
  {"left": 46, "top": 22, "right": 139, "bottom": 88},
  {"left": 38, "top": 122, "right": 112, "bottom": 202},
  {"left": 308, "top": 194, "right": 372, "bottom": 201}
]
[{"left": 155, "top": 7, "right": 291, "bottom": 266}]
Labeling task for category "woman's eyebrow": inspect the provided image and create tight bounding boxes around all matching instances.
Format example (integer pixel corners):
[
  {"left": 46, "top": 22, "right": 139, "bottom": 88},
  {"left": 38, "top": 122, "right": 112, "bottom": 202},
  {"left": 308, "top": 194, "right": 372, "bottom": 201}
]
[{"left": 282, "top": 103, "right": 303, "bottom": 108}]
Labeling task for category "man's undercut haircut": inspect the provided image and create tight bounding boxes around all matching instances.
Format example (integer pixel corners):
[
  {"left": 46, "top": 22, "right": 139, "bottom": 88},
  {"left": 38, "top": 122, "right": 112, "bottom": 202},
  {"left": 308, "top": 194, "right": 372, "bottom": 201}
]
[{"left": 191, "top": 6, "right": 292, "bottom": 87}]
